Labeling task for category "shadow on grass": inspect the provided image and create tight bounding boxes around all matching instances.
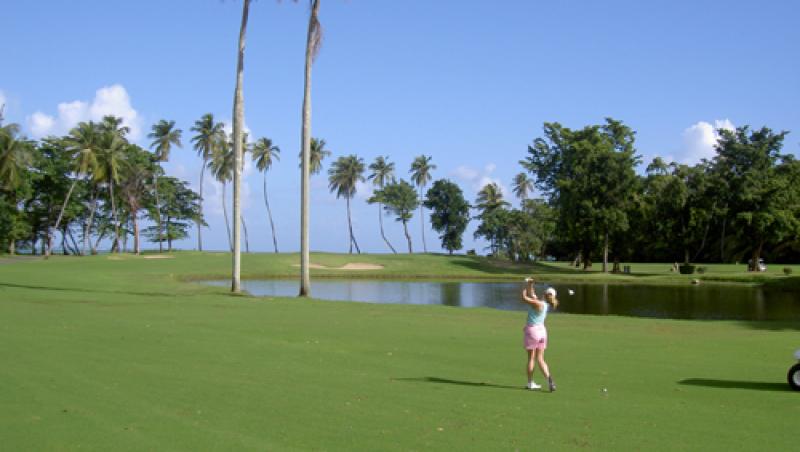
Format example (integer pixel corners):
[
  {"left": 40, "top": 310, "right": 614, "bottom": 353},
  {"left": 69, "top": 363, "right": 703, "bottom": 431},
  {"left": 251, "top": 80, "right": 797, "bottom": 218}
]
[
  {"left": 394, "top": 376, "right": 525, "bottom": 391},
  {"left": 0, "top": 281, "right": 217, "bottom": 299},
  {"left": 738, "top": 321, "right": 800, "bottom": 331},
  {"left": 678, "top": 378, "right": 793, "bottom": 392}
]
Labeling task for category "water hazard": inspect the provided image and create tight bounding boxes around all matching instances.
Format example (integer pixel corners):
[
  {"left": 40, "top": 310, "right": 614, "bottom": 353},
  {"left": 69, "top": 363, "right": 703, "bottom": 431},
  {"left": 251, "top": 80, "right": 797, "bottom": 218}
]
[{"left": 204, "top": 279, "right": 800, "bottom": 321}]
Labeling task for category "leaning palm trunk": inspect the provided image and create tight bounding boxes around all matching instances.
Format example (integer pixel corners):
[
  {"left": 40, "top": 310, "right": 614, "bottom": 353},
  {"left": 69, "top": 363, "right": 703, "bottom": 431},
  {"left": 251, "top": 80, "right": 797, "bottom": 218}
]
[
  {"left": 299, "top": 0, "right": 321, "bottom": 297},
  {"left": 378, "top": 203, "right": 396, "bottom": 253},
  {"left": 83, "top": 189, "right": 97, "bottom": 255},
  {"left": 346, "top": 196, "right": 360, "bottom": 254},
  {"left": 263, "top": 174, "right": 278, "bottom": 253},
  {"left": 241, "top": 215, "right": 250, "bottom": 253},
  {"left": 47, "top": 179, "right": 78, "bottom": 257},
  {"left": 402, "top": 219, "right": 413, "bottom": 253},
  {"left": 230, "top": 0, "right": 249, "bottom": 293}
]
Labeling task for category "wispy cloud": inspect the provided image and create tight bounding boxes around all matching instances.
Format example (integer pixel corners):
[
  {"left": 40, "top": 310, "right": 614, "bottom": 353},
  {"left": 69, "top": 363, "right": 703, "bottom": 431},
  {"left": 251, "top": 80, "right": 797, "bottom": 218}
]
[{"left": 451, "top": 163, "right": 508, "bottom": 199}]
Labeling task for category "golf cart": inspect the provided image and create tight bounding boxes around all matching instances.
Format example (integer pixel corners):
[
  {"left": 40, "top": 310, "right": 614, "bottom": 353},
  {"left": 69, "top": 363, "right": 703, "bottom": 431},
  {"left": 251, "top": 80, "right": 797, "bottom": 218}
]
[
  {"left": 747, "top": 258, "right": 767, "bottom": 272},
  {"left": 789, "top": 349, "right": 800, "bottom": 391}
]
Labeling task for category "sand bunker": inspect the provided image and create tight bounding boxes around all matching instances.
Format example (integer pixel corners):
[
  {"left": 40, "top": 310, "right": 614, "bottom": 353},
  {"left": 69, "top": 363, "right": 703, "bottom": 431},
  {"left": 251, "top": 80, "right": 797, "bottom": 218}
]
[
  {"left": 292, "top": 262, "right": 384, "bottom": 270},
  {"left": 143, "top": 255, "right": 175, "bottom": 259}
]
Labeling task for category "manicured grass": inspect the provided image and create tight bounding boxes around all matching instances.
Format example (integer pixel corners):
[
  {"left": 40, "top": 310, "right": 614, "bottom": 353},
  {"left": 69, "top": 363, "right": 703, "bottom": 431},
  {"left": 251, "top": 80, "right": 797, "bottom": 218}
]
[{"left": 0, "top": 253, "right": 797, "bottom": 450}]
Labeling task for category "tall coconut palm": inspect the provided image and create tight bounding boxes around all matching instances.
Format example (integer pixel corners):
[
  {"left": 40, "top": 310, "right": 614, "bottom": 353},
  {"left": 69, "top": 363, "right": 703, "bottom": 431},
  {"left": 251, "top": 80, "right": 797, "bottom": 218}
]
[
  {"left": 368, "top": 155, "right": 397, "bottom": 253},
  {"left": 148, "top": 119, "right": 183, "bottom": 252},
  {"left": 512, "top": 172, "right": 534, "bottom": 202},
  {"left": 252, "top": 137, "right": 281, "bottom": 252},
  {"left": 299, "top": 0, "right": 322, "bottom": 296},
  {"left": 328, "top": 155, "right": 365, "bottom": 254},
  {"left": 48, "top": 121, "right": 102, "bottom": 257},
  {"left": 208, "top": 136, "right": 234, "bottom": 251},
  {"left": 190, "top": 113, "right": 224, "bottom": 252},
  {"left": 229, "top": 0, "right": 250, "bottom": 292},
  {"left": 410, "top": 154, "right": 436, "bottom": 253}
]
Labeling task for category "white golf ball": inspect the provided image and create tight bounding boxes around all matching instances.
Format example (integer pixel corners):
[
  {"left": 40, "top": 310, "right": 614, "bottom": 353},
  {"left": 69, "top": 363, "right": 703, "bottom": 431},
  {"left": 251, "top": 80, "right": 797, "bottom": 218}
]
[{"left": 568, "top": 289, "right": 575, "bottom": 295}]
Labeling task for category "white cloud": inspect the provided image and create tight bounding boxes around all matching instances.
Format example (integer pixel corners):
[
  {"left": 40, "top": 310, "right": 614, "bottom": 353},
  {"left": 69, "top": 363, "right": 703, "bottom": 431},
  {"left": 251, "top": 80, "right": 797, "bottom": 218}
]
[
  {"left": 451, "top": 163, "right": 508, "bottom": 199},
  {"left": 0, "top": 90, "right": 6, "bottom": 113},
  {"left": 25, "top": 84, "right": 143, "bottom": 140},
  {"left": 677, "top": 119, "right": 735, "bottom": 164}
]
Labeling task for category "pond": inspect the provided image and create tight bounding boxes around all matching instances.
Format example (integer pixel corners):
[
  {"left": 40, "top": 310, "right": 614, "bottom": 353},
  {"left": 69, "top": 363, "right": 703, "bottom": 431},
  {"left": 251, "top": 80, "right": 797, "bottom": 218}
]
[{"left": 203, "top": 279, "right": 800, "bottom": 321}]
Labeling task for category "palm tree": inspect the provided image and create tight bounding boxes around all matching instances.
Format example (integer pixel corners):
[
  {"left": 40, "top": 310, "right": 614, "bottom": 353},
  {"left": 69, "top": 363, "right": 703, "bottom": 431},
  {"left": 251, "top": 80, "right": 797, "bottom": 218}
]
[
  {"left": 0, "top": 124, "right": 31, "bottom": 193},
  {"left": 208, "top": 136, "right": 234, "bottom": 251},
  {"left": 48, "top": 121, "right": 102, "bottom": 257},
  {"left": 512, "top": 172, "right": 534, "bottom": 202},
  {"left": 148, "top": 119, "right": 183, "bottom": 252},
  {"left": 368, "top": 156, "right": 397, "bottom": 253},
  {"left": 119, "top": 147, "right": 154, "bottom": 255},
  {"left": 476, "top": 182, "right": 509, "bottom": 213},
  {"left": 299, "top": 0, "right": 322, "bottom": 297},
  {"left": 252, "top": 137, "right": 281, "bottom": 252},
  {"left": 191, "top": 113, "right": 224, "bottom": 252},
  {"left": 95, "top": 133, "right": 127, "bottom": 253},
  {"left": 309, "top": 137, "right": 330, "bottom": 175},
  {"left": 0, "top": 124, "right": 33, "bottom": 254},
  {"left": 229, "top": 0, "right": 251, "bottom": 293},
  {"left": 410, "top": 154, "right": 436, "bottom": 253},
  {"left": 328, "top": 155, "right": 365, "bottom": 253},
  {"left": 99, "top": 115, "right": 130, "bottom": 139}
]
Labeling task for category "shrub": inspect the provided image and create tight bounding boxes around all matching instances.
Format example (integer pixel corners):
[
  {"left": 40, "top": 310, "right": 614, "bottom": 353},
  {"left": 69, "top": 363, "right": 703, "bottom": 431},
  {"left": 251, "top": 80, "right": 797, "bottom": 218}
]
[
  {"left": 466, "top": 249, "right": 476, "bottom": 256},
  {"left": 784, "top": 267, "right": 793, "bottom": 276},
  {"left": 679, "top": 264, "right": 696, "bottom": 275},
  {"left": 696, "top": 266, "right": 707, "bottom": 275}
]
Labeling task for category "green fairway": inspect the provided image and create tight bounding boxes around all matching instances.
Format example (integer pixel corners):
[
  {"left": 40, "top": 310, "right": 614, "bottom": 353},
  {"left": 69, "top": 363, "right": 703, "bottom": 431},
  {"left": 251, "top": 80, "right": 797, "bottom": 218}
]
[{"left": 1, "top": 253, "right": 797, "bottom": 450}]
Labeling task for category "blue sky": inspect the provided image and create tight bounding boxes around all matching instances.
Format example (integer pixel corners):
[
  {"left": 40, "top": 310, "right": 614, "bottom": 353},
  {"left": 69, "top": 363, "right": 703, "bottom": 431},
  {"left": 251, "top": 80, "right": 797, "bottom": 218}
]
[{"left": 2, "top": 0, "right": 798, "bottom": 253}]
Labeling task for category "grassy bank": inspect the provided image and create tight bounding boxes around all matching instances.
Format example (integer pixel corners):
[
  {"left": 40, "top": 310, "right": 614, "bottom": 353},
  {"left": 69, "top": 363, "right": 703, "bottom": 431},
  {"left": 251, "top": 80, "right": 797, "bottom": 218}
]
[{"left": 0, "top": 253, "right": 797, "bottom": 450}]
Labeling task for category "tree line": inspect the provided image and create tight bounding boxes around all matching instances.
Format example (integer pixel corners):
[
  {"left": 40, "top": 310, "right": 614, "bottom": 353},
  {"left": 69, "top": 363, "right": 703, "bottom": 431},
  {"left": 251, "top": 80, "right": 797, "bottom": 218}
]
[{"left": 2, "top": 113, "right": 798, "bottom": 270}]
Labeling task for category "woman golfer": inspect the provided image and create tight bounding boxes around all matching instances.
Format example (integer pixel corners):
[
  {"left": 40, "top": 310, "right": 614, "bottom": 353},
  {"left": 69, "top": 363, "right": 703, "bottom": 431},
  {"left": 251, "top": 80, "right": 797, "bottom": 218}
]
[{"left": 521, "top": 278, "right": 558, "bottom": 391}]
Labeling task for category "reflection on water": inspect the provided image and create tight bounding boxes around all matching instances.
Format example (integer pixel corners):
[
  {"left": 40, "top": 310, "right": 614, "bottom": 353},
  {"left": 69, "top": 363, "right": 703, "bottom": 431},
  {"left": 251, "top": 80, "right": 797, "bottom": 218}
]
[{"left": 204, "top": 279, "right": 800, "bottom": 321}]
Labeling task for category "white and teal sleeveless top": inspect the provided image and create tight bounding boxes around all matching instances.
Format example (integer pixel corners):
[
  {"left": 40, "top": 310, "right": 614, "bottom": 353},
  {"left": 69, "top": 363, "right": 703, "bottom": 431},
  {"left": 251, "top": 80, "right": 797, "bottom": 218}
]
[{"left": 526, "top": 303, "right": 548, "bottom": 325}]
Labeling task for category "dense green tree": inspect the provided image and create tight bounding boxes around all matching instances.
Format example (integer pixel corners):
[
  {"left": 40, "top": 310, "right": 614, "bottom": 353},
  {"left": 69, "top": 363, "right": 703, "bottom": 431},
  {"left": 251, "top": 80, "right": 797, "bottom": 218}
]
[
  {"left": 0, "top": 124, "right": 34, "bottom": 253},
  {"left": 144, "top": 177, "right": 204, "bottom": 251},
  {"left": 328, "top": 155, "right": 366, "bottom": 254},
  {"left": 410, "top": 155, "right": 436, "bottom": 252},
  {"left": 522, "top": 118, "right": 640, "bottom": 271},
  {"left": 148, "top": 119, "right": 183, "bottom": 253},
  {"left": 368, "top": 156, "right": 397, "bottom": 253},
  {"left": 252, "top": 137, "right": 281, "bottom": 253},
  {"left": 713, "top": 127, "right": 798, "bottom": 269},
  {"left": 423, "top": 179, "right": 470, "bottom": 254},
  {"left": 371, "top": 179, "right": 418, "bottom": 253}
]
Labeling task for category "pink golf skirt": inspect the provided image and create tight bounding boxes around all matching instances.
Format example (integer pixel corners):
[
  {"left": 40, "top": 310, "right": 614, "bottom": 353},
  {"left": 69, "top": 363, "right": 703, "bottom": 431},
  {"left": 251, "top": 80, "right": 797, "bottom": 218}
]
[{"left": 523, "top": 324, "right": 548, "bottom": 350}]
